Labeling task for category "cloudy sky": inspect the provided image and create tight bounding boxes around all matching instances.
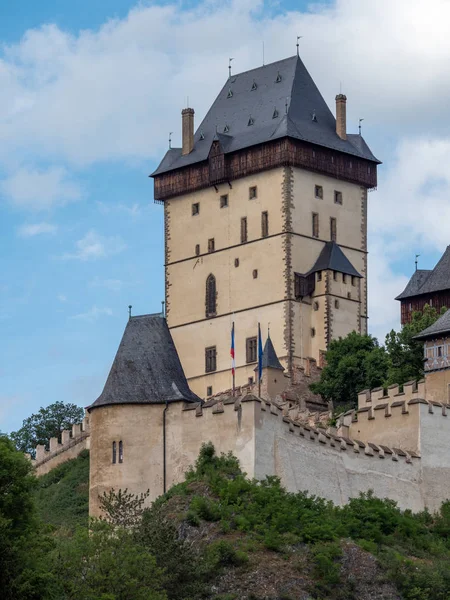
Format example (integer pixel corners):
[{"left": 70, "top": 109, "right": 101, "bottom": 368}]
[{"left": 1, "top": 0, "right": 449, "bottom": 432}]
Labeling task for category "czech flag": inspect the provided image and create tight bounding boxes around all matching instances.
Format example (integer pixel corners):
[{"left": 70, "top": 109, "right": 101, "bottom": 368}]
[{"left": 230, "top": 322, "right": 235, "bottom": 377}]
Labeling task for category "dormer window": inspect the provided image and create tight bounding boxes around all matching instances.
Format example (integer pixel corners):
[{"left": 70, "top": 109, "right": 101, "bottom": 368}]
[
  {"left": 275, "top": 72, "right": 282, "bottom": 83},
  {"left": 224, "top": 124, "right": 229, "bottom": 133},
  {"left": 312, "top": 111, "right": 317, "bottom": 122},
  {"left": 272, "top": 108, "right": 279, "bottom": 119},
  {"left": 248, "top": 116, "right": 254, "bottom": 126},
  {"left": 227, "top": 88, "right": 233, "bottom": 98},
  {"left": 200, "top": 131, "right": 205, "bottom": 140},
  {"left": 251, "top": 80, "right": 257, "bottom": 91}
]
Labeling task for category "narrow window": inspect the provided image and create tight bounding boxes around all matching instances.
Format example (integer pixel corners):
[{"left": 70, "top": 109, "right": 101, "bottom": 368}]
[
  {"left": 112, "top": 441, "right": 116, "bottom": 464},
  {"left": 208, "top": 238, "right": 215, "bottom": 252},
  {"left": 343, "top": 274, "right": 347, "bottom": 284},
  {"left": 205, "top": 274, "right": 217, "bottom": 317},
  {"left": 192, "top": 203, "right": 199, "bottom": 216},
  {"left": 314, "top": 185, "right": 323, "bottom": 199},
  {"left": 249, "top": 186, "right": 257, "bottom": 200},
  {"left": 335, "top": 299, "right": 340, "bottom": 309},
  {"left": 349, "top": 161, "right": 353, "bottom": 169},
  {"left": 311, "top": 327, "right": 316, "bottom": 337},
  {"left": 246, "top": 337, "right": 257, "bottom": 363},
  {"left": 261, "top": 211, "right": 269, "bottom": 237},
  {"left": 333, "top": 271, "right": 338, "bottom": 281},
  {"left": 312, "top": 212, "right": 319, "bottom": 238},
  {"left": 195, "top": 244, "right": 200, "bottom": 256},
  {"left": 248, "top": 376, "right": 254, "bottom": 385},
  {"left": 368, "top": 166, "right": 371, "bottom": 174},
  {"left": 438, "top": 346, "right": 443, "bottom": 357},
  {"left": 313, "top": 301, "right": 319, "bottom": 311},
  {"left": 347, "top": 291, "right": 351, "bottom": 299},
  {"left": 317, "top": 271, "right": 322, "bottom": 282},
  {"left": 205, "top": 346, "right": 217, "bottom": 373},
  {"left": 206, "top": 386, "right": 213, "bottom": 396},
  {"left": 241, "top": 217, "right": 248, "bottom": 243},
  {"left": 330, "top": 217, "right": 337, "bottom": 242},
  {"left": 253, "top": 269, "right": 258, "bottom": 279},
  {"left": 334, "top": 191, "right": 343, "bottom": 205},
  {"left": 351, "top": 276, "right": 356, "bottom": 286},
  {"left": 220, "top": 194, "right": 228, "bottom": 208},
  {"left": 234, "top": 258, "right": 239, "bottom": 267},
  {"left": 118, "top": 441, "right": 123, "bottom": 464}
]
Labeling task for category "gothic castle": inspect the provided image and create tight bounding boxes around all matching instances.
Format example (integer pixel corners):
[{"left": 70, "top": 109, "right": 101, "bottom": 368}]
[{"left": 32, "top": 55, "right": 450, "bottom": 516}]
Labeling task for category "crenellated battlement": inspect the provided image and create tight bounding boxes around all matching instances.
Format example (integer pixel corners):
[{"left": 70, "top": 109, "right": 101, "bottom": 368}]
[
  {"left": 357, "top": 379, "right": 425, "bottom": 410},
  {"left": 32, "top": 414, "right": 90, "bottom": 475}
]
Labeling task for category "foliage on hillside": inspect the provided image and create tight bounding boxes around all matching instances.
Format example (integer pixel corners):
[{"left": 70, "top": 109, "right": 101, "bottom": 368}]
[
  {"left": 34, "top": 449, "right": 90, "bottom": 530},
  {"left": 5, "top": 440, "right": 450, "bottom": 599},
  {"left": 311, "top": 305, "right": 447, "bottom": 408}
]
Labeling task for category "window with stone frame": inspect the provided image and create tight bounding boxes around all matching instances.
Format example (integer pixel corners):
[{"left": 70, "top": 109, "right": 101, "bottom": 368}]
[
  {"left": 249, "top": 186, "right": 258, "bottom": 199},
  {"left": 312, "top": 212, "right": 319, "bottom": 238},
  {"left": 192, "top": 202, "right": 200, "bottom": 216},
  {"left": 195, "top": 244, "right": 200, "bottom": 256},
  {"left": 334, "top": 190, "right": 343, "bottom": 205},
  {"left": 205, "top": 346, "right": 217, "bottom": 373},
  {"left": 208, "top": 238, "right": 215, "bottom": 252},
  {"left": 246, "top": 337, "right": 257, "bottom": 363},
  {"left": 261, "top": 211, "right": 269, "bottom": 237},
  {"left": 207, "top": 386, "right": 213, "bottom": 396},
  {"left": 118, "top": 441, "right": 123, "bottom": 463},
  {"left": 330, "top": 217, "right": 337, "bottom": 242},
  {"left": 205, "top": 274, "right": 217, "bottom": 317},
  {"left": 220, "top": 194, "right": 228, "bottom": 208},
  {"left": 112, "top": 441, "right": 117, "bottom": 464},
  {"left": 241, "top": 217, "right": 248, "bottom": 243},
  {"left": 314, "top": 185, "right": 323, "bottom": 199}
]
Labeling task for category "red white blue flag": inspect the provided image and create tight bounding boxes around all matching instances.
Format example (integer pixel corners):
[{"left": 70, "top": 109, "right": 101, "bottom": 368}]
[{"left": 230, "top": 322, "right": 235, "bottom": 377}]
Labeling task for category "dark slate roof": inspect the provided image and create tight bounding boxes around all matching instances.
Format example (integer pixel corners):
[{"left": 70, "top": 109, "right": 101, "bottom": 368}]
[
  {"left": 89, "top": 314, "right": 200, "bottom": 410},
  {"left": 262, "top": 335, "right": 284, "bottom": 371},
  {"left": 414, "top": 309, "right": 450, "bottom": 340},
  {"left": 306, "top": 242, "right": 362, "bottom": 278},
  {"left": 152, "top": 55, "right": 380, "bottom": 176},
  {"left": 396, "top": 246, "right": 450, "bottom": 300}
]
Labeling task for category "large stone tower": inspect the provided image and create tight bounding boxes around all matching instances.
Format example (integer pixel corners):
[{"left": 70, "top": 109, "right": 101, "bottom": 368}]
[{"left": 152, "top": 55, "right": 379, "bottom": 399}]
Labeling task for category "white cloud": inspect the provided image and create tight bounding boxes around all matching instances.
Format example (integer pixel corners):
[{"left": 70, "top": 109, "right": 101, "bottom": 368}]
[
  {"left": 90, "top": 276, "right": 124, "bottom": 292},
  {"left": 57, "top": 294, "right": 67, "bottom": 302},
  {"left": 70, "top": 305, "right": 113, "bottom": 322},
  {"left": 1, "top": 166, "right": 81, "bottom": 210},
  {"left": 62, "top": 229, "right": 126, "bottom": 261},
  {"left": 96, "top": 201, "right": 142, "bottom": 217},
  {"left": 17, "top": 222, "right": 57, "bottom": 237}
]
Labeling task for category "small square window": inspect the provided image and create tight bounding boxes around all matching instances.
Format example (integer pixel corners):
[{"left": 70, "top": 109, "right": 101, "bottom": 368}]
[
  {"left": 314, "top": 185, "right": 323, "bottom": 199},
  {"left": 317, "top": 271, "right": 322, "bottom": 282},
  {"left": 249, "top": 186, "right": 257, "bottom": 200},
  {"left": 206, "top": 386, "right": 213, "bottom": 396},
  {"left": 192, "top": 203, "right": 200, "bottom": 216},
  {"left": 253, "top": 269, "right": 258, "bottom": 279},
  {"left": 220, "top": 194, "right": 228, "bottom": 208},
  {"left": 208, "top": 238, "right": 215, "bottom": 253},
  {"left": 195, "top": 244, "right": 200, "bottom": 256},
  {"left": 334, "top": 191, "right": 343, "bottom": 205}
]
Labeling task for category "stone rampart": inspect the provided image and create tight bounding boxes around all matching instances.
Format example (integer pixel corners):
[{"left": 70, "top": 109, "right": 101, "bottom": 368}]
[
  {"left": 33, "top": 416, "right": 90, "bottom": 476},
  {"left": 357, "top": 379, "right": 425, "bottom": 409}
]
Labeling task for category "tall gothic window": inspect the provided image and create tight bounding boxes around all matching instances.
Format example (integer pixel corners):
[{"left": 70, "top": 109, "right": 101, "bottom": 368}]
[
  {"left": 206, "top": 274, "right": 217, "bottom": 317},
  {"left": 112, "top": 441, "right": 117, "bottom": 464},
  {"left": 118, "top": 441, "right": 123, "bottom": 463}
]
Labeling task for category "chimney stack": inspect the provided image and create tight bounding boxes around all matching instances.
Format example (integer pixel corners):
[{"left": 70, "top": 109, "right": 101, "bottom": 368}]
[
  {"left": 335, "top": 94, "right": 347, "bottom": 140},
  {"left": 181, "top": 108, "right": 195, "bottom": 155}
]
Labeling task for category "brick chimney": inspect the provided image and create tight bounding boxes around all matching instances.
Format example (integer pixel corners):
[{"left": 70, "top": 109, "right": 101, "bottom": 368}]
[
  {"left": 335, "top": 94, "right": 347, "bottom": 140},
  {"left": 181, "top": 108, "right": 195, "bottom": 155}
]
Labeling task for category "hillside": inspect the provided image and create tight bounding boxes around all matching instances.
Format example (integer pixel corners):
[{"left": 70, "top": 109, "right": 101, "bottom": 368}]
[{"left": 35, "top": 445, "right": 450, "bottom": 599}]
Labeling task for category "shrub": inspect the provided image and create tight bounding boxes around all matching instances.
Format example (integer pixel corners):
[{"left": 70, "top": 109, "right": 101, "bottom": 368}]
[{"left": 207, "top": 540, "right": 249, "bottom": 567}]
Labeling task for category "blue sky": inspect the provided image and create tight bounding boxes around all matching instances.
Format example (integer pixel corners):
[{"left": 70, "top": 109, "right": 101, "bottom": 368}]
[{"left": 2, "top": 0, "right": 450, "bottom": 433}]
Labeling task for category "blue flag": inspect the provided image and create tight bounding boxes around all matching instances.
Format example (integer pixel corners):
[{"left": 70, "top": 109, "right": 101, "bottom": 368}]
[{"left": 258, "top": 323, "right": 263, "bottom": 382}]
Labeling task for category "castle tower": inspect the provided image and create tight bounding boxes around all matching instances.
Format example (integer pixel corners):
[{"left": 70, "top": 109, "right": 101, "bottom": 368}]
[{"left": 152, "top": 55, "right": 379, "bottom": 399}]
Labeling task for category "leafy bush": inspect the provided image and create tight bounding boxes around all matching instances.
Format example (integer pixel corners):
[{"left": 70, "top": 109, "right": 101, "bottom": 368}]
[{"left": 207, "top": 540, "right": 249, "bottom": 567}]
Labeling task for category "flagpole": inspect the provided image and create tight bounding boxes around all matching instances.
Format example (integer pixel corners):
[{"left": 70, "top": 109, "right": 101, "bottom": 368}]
[
  {"left": 231, "top": 321, "right": 236, "bottom": 397},
  {"left": 258, "top": 322, "right": 263, "bottom": 398}
]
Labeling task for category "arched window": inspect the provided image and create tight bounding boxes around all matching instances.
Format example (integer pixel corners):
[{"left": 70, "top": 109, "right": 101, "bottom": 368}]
[
  {"left": 112, "top": 441, "right": 117, "bottom": 464},
  {"left": 205, "top": 274, "right": 217, "bottom": 317},
  {"left": 119, "top": 441, "right": 123, "bottom": 464}
]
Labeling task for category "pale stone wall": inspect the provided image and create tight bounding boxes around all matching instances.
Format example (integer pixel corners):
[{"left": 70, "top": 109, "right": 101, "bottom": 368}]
[
  {"left": 425, "top": 368, "right": 450, "bottom": 404},
  {"left": 33, "top": 417, "right": 90, "bottom": 477}
]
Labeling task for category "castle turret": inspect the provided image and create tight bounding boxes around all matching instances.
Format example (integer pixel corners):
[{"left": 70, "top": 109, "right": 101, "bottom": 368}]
[{"left": 258, "top": 334, "right": 286, "bottom": 399}]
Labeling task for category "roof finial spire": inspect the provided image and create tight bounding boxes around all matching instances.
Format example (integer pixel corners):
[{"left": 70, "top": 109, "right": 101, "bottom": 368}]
[
  {"left": 285, "top": 96, "right": 289, "bottom": 114},
  {"left": 168, "top": 132, "right": 173, "bottom": 149},
  {"left": 268, "top": 322, "right": 270, "bottom": 338},
  {"left": 359, "top": 118, "right": 364, "bottom": 135},
  {"left": 161, "top": 300, "right": 165, "bottom": 317},
  {"left": 415, "top": 254, "right": 420, "bottom": 271},
  {"left": 296, "top": 36, "right": 302, "bottom": 56},
  {"left": 228, "top": 57, "right": 234, "bottom": 78},
  {"left": 128, "top": 305, "right": 132, "bottom": 320}
]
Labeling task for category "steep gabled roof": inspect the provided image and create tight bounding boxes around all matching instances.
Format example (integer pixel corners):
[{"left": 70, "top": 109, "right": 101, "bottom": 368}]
[
  {"left": 152, "top": 55, "right": 379, "bottom": 176},
  {"left": 306, "top": 241, "right": 362, "bottom": 278},
  {"left": 89, "top": 314, "right": 200, "bottom": 411},
  {"left": 262, "top": 335, "right": 284, "bottom": 371},
  {"left": 414, "top": 309, "right": 450, "bottom": 340},
  {"left": 396, "top": 246, "right": 450, "bottom": 301}
]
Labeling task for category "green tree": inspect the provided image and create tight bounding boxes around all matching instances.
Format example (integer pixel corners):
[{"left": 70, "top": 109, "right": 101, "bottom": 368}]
[
  {"left": 385, "top": 304, "right": 446, "bottom": 386},
  {"left": 53, "top": 520, "right": 167, "bottom": 600},
  {"left": 310, "top": 332, "right": 389, "bottom": 407},
  {"left": 10, "top": 401, "right": 84, "bottom": 456}
]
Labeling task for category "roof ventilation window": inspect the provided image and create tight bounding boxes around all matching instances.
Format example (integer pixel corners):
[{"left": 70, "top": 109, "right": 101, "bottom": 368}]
[
  {"left": 224, "top": 124, "right": 229, "bottom": 133},
  {"left": 272, "top": 108, "right": 279, "bottom": 119},
  {"left": 248, "top": 116, "right": 254, "bottom": 126},
  {"left": 227, "top": 88, "right": 233, "bottom": 98},
  {"left": 275, "top": 72, "right": 282, "bottom": 83},
  {"left": 312, "top": 111, "right": 317, "bottom": 122},
  {"left": 251, "top": 80, "right": 258, "bottom": 91},
  {"left": 199, "top": 131, "right": 205, "bottom": 140}
]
